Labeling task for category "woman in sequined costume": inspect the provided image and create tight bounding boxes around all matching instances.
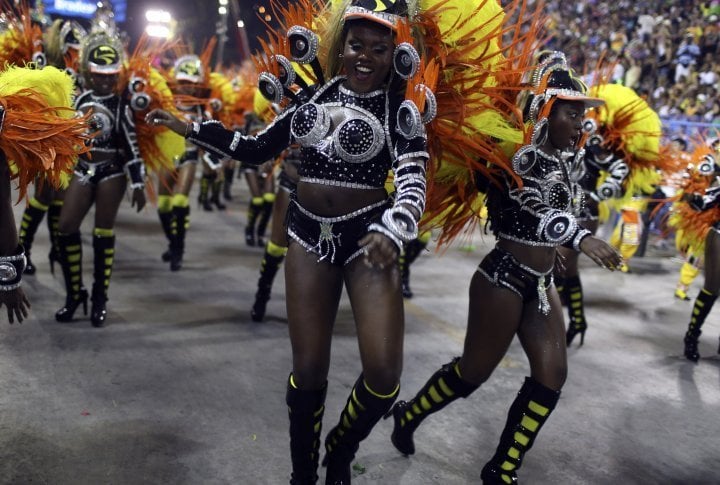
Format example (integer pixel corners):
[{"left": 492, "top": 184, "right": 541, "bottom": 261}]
[
  {"left": 385, "top": 56, "right": 623, "bottom": 484},
  {"left": 54, "top": 32, "right": 147, "bottom": 327},
  {"left": 147, "top": 1, "right": 432, "bottom": 482}
]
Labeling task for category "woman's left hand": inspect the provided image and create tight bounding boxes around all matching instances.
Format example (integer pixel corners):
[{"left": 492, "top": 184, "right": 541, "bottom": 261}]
[
  {"left": 359, "top": 232, "right": 399, "bottom": 269},
  {"left": 131, "top": 187, "right": 146, "bottom": 213}
]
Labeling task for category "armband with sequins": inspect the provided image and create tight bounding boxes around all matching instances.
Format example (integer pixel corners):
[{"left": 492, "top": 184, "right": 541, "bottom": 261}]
[{"left": 0, "top": 246, "right": 26, "bottom": 291}]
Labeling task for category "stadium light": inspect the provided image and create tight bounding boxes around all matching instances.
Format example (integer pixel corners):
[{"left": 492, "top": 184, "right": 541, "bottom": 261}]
[{"left": 145, "top": 9, "right": 172, "bottom": 23}]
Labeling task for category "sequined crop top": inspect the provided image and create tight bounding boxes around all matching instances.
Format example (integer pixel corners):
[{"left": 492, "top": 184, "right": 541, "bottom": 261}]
[
  {"left": 75, "top": 90, "right": 145, "bottom": 186},
  {"left": 187, "top": 76, "right": 428, "bottom": 189},
  {"left": 486, "top": 149, "right": 591, "bottom": 251}
]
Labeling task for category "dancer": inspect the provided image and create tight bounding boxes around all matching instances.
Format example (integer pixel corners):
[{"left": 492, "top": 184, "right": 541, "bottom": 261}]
[
  {"left": 671, "top": 145, "right": 720, "bottom": 362},
  {"left": 558, "top": 82, "right": 663, "bottom": 346},
  {"left": 386, "top": 53, "right": 622, "bottom": 484},
  {"left": 0, "top": 65, "right": 90, "bottom": 323},
  {"left": 54, "top": 31, "right": 147, "bottom": 327}
]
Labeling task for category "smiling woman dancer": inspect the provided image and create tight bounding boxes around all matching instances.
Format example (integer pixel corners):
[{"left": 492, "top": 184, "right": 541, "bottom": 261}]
[
  {"left": 148, "top": 1, "right": 430, "bottom": 482},
  {"left": 385, "top": 53, "right": 623, "bottom": 484}
]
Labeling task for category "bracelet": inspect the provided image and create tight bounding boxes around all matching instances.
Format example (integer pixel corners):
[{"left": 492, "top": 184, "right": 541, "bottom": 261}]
[
  {"left": 0, "top": 245, "right": 26, "bottom": 291},
  {"left": 184, "top": 122, "right": 192, "bottom": 138}
]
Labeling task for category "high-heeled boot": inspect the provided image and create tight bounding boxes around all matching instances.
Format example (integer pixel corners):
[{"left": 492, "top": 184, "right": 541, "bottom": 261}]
[
  {"left": 480, "top": 377, "right": 560, "bottom": 484},
  {"left": 90, "top": 229, "right": 115, "bottom": 327},
  {"left": 683, "top": 288, "right": 718, "bottom": 362},
  {"left": 158, "top": 210, "right": 175, "bottom": 262},
  {"left": 223, "top": 166, "right": 235, "bottom": 201},
  {"left": 385, "top": 357, "right": 478, "bottom": 455},
  {"left": 170, "top": 205, "right": 189, "bottom": 271},
  {"left": 18, "top": 198, "right": 48, "bottom": 275},
  {"left": 564, "top": 275, "right": 588, "bottom": 347},
  {"left": 245, "top": 197, "right": 264, "bottom": 247},
  {"left": 255, "top": 193, "right": 275, "bottom": 248},
  {"left": 47, "top": 200, "right": 63, "bottom": 275},
  {"left": 251, "top": 241, "right": 286, "bottom": 322},
  {"left": 287, "top": 374, "right": 327, "bottom": 485},
  {"left": 323, "top": 376, "right": 399, "bottom": 485},
  {"left": 210, "top": 176, "right": 226, "bottom": 210},
  {"left": 55, "top": 232, "right": 88, "bottom": 322},
  {"left": 198, "top": 174, "right": 213, "bottom": 211},
  {"left": 399, "top": 236, "right": 428, "bottom": 298}
]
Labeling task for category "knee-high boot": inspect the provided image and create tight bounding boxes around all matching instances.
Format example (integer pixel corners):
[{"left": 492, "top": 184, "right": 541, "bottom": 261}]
[
  {"left": 245, "top": 197, "right": 264, "bottom": 246},
  {"left": 255, "top": 193, "right": 275, "bottom": 247},
  {"left": 55, "top": 232, "right": 88, "bottom": 322},
  {"left": 251, "top": 241, "right": 286, "bottom": 322},
  {"left": 198, "top": 173, "right": 214, "bottom": 211},
  {"left": 553, "top": 275, "right": 567, "bottom": 306},
  {"left": 170, "top": 200, "right": 189, "bottom": 271},
  {"left": 385, "top": 357, "right": 478, "bottom": 455},
  {"left": 158, "top": 195, "right": 174, "bottom": 262},
  {"left": 683, "top": 288, "right": 718, "bottom": 362},
  {"left": 47, "top": 200, "right": 63, "bottom": 274},
  {"left": 564, "top": 275, "right": 587, "bottom": 347},
  {"left": 18, "top": 198, "right": 48, "bottom": 274},
  {"left": 399, "top": 235, "right": 429, "bottom": 298},
  {"left": 90, "top": 229, "right": 115, "bottom": 327},
  {"left": 323, "top": 376, "right": 399, "bottom": 485},
  {"left": 210, "top": 175, "right": 226, "bottom": 210},
  {"left": 287, "top": 374, "right": 327, "bottom": 485},
  {"left": 480, "top": 377, "right": 561, "bottom": 484}
]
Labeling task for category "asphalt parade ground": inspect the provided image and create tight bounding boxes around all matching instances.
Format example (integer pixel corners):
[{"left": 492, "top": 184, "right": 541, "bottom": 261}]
[{"left": 2, "top": 179, "right": 718, "bottom": 484}]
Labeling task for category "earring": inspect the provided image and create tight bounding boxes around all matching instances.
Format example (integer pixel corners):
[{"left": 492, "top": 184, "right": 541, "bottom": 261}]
[{"left": 338, "top": 53, "right": 344, "bottom": 58}]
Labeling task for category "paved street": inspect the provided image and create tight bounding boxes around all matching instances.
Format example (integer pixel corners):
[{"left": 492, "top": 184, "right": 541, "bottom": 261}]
[{"left": 1, "top": 180, "right": 718, "bottom": 484}]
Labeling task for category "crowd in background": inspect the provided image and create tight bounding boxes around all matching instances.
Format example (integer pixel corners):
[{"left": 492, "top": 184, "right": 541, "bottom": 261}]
[{"left": 544, "top": 0, "right": 720, "bottom": 136}]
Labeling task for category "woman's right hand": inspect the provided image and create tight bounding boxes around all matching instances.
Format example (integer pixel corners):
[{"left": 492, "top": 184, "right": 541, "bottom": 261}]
[
  {"left": 145, "top": 109, "right": 188, "bottom": 137},
  {"left": 579, "top": 236, "right": 623, "bottom": 271}
]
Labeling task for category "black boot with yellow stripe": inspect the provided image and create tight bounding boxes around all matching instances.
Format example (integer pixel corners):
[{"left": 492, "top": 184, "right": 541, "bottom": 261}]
[
  {"left": 90, "top": 228, "right": 115, "bottom": 327},
  {"left": 198, "top": 173, "right": 214, "bottom": 211},
  {"left": 480, "top": 377, "right": 560, "bottom": 484},
  {"left": 683, "top": 288, "right": 718, "bottom": 362},
  {"left": 245, "top": 196, "right": 264, "bottom": 246},
  {"left": 255, "top": 193, "right": 275, "bottom": 248},
  {"left": 385, "top": 357, "right": 478, "bottom": 456},
  {"left": 158, "top": 195, "right": 174, "bottom": 263},
  {"left": 251, "top": 241, "right": 287, "bottom": 322},
  {"left": 323, "top": 376, "right": 399, "bottom": 485},
  {"left": 47, "top": 200, "right": 63, "bottom": 274},
  {"left": 563, "top": 275, "right": 588, "bottom": 347},
  {"left": 18, "top": 197, "right": 48, "bottom": 275},
  {"left": 55, "top": 232, "right": 88, "bottom": 322},
  {"left": 287, "top": 374, "right": 327, "bottom": 485},
  {"left": 170, "top": 195, "right": 190, "bottom": 271}
]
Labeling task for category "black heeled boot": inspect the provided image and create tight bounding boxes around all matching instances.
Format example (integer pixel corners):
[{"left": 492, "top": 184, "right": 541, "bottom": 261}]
[
  {"left": 47, "top": 201, "right": 62, "bottom": 275},
  {"left": 211, "top": 177, "right": 226, "bottom": 210},
  {"left": 55, "top": 232, "right": 88, "bottom": 322},
  {"left": 683, "top": 288, "right": 718, "bottom": 362},
  {"left": 245, "top": 198, "right": 263, "bottom": 247},
  {"left": 255, "top": 196, "right": 274, "bottom": 248},
  {"left": 287, "top": 375, "right": 327, "bottom": 485},
  {"left": 18, "top": 200, "right": 48, "bottom": 275},
  {"left": 251, "top": 244, "right": 286, "bottom": 322},
  {"left": 198, "top": 174, "right": 213, "bottom": 211},
  {"left": 564, "top": 275, "right": 587, "bottom": 347},
  {"left": 90, "top": 232, "right": 115, "bottom": 327},
  {"left": 323, "top": 376, "right": 398, "bottom": 485},
  {"left": 158, "top": 210, "right": 175, "bottom": 263},
  {"left": 480, "top": 377, "right": 560, "bottom": 484},
  {"left": 170, "top": 206, "right": 189, "bottom": 271},
  {"left": 385, "top": 357, "right": 478, "bottom": 455}
]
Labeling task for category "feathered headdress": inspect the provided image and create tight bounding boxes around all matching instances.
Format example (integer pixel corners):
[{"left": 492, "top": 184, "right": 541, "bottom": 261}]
[{"left": 0, "top": 65, "right": 90, "bottom": 199}]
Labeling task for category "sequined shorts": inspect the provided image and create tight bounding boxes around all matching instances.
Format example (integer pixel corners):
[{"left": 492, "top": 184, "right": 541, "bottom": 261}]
[
  {"left": 287, "top": 198, "right": 389, "bottom": 266},
  {"left": 74, "top": 159, "right": 124, "bottom": 186},
  {"left": 477, "top": 247, "right": 553, "bottom": 314},
  {"left": 176, "top": 149, "right": 199, "bottom": 168}
]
